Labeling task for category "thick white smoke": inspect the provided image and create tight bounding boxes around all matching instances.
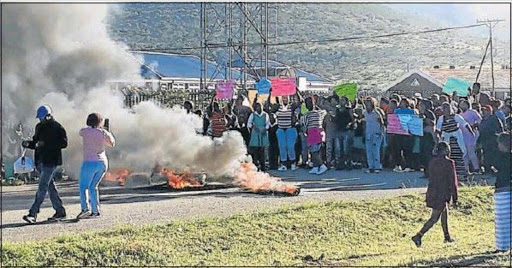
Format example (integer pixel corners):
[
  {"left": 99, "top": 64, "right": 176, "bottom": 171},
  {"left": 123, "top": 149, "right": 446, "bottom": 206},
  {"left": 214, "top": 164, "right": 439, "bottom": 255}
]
[{"left": 2, "top": 4, "right": 247, "bottom": 177}]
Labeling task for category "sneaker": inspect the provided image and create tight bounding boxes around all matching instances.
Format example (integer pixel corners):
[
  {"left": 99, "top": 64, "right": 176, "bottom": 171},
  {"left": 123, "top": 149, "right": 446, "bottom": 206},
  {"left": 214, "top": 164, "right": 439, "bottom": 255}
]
[
  {"left": 309, "top": 167, "right": 319, "bottom": 174},
  {"left": 393, "top": 166, "right": 403, "bottom": 173},
  {"left": 90, "top": 212, "right": 101, "bottom": 218},
  {"left": 278, "top": 165, "right": 287, "bottom": 171},
  {"left": 403, "top": 168, "right": 412, "bottom": 172},
  {"left": 47, "top": 212, "right": 66, "bottom": 222},
  {"left": 412, "top": 235, "right": 422, "bottom": 247},
  {"left": 22, "top": 214, "right": 37, "bottom": 224},
  {"left": 374, "top": 169, "right": 381, "bottom": 174},
  {"left": 365, "top": 169, "right": 375, "bottom": 174},
  {"left": 316, "top": 165, "right": 328, "bottom": 175},
  {"left": 444, "top": 237, "right": 456, "bottom": 243},
  {"left": 308, "top": 162, "right": 314, "bottom": 168},
  {"left": 76, "top": 210, "right": 91, "bottom": 220},
  {"left": 290, "top": 164, "right": 298, "bottom": 171}
]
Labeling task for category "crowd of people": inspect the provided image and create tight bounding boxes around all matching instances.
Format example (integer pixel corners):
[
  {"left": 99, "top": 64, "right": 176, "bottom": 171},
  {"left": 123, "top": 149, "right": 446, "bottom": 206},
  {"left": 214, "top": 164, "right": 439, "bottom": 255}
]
[
  {"left": 192, "top": 83, "right": 510, "bottom": 179},
  {"left": 18, "top": 81, "right": 510, "bottom": 251}
]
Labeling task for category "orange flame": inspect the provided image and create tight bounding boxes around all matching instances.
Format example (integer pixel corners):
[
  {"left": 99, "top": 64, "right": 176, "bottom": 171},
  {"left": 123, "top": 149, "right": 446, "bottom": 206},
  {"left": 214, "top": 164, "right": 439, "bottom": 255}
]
[
  {"left": 104, "top": 168, "right": 132, "bottom": 186},
  {"left": 234, "top": 163, "right": 299, "bottom": 195},
  {"left": 160, "top": 169, "right": 203, "bottom": 189}
]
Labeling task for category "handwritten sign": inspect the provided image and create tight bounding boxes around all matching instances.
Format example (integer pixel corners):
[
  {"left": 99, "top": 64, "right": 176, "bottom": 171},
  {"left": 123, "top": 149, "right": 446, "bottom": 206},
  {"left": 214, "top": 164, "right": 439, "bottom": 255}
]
[
  {"left": 270, "top": 78, "right": 296, "bottom": 97},
  {"left": 387, "top": 114, "right": 409, "bottom": 135},
  {"left": 333, "top": 83, "right": 357, "bottom": 101},
  {"left": 216, "top": 80, "right": 235, "bottom": 100},
  {"left": 387, "top": 114, "right": 423, "bottom": 136},
  {"left": 442, "top": 77, "right": 471, "bottom": 97},
  {"left": 256, "top": 78, "right": 271, "bottom": 95}
]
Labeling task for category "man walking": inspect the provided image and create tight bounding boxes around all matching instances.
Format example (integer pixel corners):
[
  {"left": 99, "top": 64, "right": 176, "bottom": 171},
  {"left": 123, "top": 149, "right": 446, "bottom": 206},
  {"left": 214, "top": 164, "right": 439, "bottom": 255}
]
[{"left": 22, "top": 105, "right": 68, "bottom": 223}]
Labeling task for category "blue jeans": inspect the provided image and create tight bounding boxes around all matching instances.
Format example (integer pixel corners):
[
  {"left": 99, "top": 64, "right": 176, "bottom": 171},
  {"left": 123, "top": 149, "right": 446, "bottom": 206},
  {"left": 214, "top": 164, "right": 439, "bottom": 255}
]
[
  {"left": 79, "top": 161, "right": 107, "bottom": 213},
  {"left": 365, "top": 133, "right": 383, "bottom": 170},
  {"left": 276, "top": 128, "right": 297, "bottom": 162},
  {"left": 29, "top": 164, "right": 65, "bottom": 216}
]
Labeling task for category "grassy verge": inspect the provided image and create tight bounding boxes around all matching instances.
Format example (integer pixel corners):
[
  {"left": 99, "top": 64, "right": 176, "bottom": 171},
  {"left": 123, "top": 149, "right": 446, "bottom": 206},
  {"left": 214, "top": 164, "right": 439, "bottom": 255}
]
[{"left": 2, "top": 186, "right": 509, "bottom": 266}]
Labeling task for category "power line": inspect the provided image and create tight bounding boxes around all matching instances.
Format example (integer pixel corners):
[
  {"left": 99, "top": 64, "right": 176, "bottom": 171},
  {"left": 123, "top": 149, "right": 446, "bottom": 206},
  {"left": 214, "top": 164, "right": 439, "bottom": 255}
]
[{"left": 135, "top": 23, "right": 486, "bottom": 53}]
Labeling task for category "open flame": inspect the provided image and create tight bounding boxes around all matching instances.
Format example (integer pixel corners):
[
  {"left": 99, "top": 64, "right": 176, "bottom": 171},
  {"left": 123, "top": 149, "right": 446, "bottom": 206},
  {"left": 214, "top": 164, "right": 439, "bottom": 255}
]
[
  {"left": 159, "top": 169, "right": 203, "bottom": 189},
  {"left": 234, "top": 163, "right": 300, "bottom": 196},
  {"left": 103, "top": 163, "right": 300, "bottom": 196},
  {"left": 104, "top": 168, "right": 132, "bottom": 186}
]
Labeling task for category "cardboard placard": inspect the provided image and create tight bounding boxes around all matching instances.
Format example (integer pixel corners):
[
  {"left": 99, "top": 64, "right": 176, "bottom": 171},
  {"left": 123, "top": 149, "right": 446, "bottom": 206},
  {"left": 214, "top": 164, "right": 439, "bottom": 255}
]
[
  {"left": 333, "top": 83, "right": 357, "bottom": 101},
  {"left": 216, "top": 81, "right": 235, "bottom": 100},
  {"left": 270, "top": 78, "right": 296, "bottom": 97},
  {"left": 442, "top": 77, "right": 471, "bottom": 97}
]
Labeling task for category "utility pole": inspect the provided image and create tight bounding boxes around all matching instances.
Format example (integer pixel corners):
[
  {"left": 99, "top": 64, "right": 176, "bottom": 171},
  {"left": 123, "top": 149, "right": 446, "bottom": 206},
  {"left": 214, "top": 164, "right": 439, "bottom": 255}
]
[{"left": 477, "top": 19, "right": 504, "bottom": 96}]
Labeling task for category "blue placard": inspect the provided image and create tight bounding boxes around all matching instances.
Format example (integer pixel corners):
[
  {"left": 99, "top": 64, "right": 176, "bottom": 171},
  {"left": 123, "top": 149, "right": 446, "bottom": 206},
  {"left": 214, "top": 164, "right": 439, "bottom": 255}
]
[{"left": 256, "top": 78, "right": 271, "bottom": 95}]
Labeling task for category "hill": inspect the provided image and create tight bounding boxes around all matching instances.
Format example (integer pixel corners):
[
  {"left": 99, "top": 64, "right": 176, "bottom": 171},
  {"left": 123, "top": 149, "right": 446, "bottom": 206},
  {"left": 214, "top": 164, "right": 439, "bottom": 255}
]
[{"left": 106, "top": 3, "right": 510, "bottom": 91}]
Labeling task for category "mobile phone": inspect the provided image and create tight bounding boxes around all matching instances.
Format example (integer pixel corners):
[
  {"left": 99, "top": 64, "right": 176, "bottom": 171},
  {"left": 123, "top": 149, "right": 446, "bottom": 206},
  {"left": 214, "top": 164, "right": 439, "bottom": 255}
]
[{"left": 104, "top": 119, "right": 110, "bottom": 131}]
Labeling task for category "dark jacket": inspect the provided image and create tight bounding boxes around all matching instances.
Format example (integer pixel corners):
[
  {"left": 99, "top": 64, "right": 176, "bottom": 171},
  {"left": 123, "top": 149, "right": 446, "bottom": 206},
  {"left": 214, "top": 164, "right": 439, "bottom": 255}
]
[
  {"left": 479, "top": 115, "right": 503, "bottom": 147},
  {"left": 493, "top": 150, "right": 511, "bottom": 192},
  {"left": 426, "top": 156, "right": 458, "bottom": 210},
  {"left": 26, "top": 118, "right": 68, "bottom": 166}
]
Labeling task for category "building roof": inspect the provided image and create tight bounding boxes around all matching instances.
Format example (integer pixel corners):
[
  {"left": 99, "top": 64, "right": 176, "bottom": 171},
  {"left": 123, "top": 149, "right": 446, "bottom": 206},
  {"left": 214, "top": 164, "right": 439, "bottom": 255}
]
[
  {"left": 131, "top": 51, "right": 332, "bottom": 84},
  {"left": 131, "top": 51, "right": 250, "bottom": 80},
  {"left": 384, "top": 69, "right": 444, "bottom": 92},
  {"left": 230, "top": 59, "right": 332, "bottom": 83},
  {"left": 421, "top": 67, "right": 511, "bottom": 91}
]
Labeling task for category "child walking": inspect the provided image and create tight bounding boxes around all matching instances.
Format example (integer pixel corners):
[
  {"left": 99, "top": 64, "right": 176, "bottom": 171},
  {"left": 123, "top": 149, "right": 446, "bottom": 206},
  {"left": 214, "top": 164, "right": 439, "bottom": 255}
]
[{"left": 412, "top": 141, "right": 458, "bottom": 247}]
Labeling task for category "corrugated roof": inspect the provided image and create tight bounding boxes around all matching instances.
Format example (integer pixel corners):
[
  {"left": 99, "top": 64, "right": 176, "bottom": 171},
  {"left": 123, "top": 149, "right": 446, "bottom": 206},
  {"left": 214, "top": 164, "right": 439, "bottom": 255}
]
[
  {"left": 230, "top": 59, "right": 332, "bottom": 83},
  {"left": 421, "top": 67, "right": 511, "bottom": 89}
]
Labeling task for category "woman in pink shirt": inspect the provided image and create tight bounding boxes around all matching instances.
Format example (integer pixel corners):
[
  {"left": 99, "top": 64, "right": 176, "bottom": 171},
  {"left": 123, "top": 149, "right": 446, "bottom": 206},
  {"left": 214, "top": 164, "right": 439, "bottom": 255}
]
[{"left": 76, "top": 113, "right": 115, "bottom": 219}]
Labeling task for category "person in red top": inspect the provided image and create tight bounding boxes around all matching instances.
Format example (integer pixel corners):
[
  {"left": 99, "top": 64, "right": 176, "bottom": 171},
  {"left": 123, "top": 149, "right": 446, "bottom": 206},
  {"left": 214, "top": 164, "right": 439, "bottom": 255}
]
[
  {"left": 412, "top": 141, "right": 458, "bottom": 247},
  {"left": 210, "top": 102, "right": 227, "bottom": 139}
]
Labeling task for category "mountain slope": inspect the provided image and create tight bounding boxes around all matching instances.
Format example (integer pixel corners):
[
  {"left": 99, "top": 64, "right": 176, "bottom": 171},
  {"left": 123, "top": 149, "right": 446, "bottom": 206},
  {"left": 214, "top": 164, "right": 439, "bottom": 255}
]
[{"left": 106, "top": 3, "right": 509, "bottom": 91}]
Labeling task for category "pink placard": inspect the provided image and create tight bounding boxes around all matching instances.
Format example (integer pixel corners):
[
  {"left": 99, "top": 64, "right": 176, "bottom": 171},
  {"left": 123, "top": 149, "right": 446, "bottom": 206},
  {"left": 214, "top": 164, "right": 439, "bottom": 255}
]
[
  {"left": 387, "top": 114, "right": 409, "bottom": 135},
  {"left": 270, "top": 78, "right": 296, "bottom": 97},
  {"left": 216, "top": 81, "right": 235, "bottom": 100}
]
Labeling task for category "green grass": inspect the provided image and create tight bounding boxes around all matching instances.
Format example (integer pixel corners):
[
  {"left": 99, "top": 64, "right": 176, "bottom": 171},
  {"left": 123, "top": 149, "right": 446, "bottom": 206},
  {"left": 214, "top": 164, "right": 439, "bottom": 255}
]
[{"left": 2, "top": 186, "right": 509, "bottom": 266}]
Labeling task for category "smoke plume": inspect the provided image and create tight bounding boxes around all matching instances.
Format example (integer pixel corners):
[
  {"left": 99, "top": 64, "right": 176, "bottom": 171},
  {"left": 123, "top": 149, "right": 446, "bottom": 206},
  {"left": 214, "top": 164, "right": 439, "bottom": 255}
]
[{"left": 2, "top": 4, "right": 247, "bottom": 177}]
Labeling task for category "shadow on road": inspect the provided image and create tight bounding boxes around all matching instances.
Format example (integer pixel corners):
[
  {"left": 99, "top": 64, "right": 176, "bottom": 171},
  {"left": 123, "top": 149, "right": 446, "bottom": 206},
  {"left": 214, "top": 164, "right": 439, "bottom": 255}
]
[{"left": 1, "top": 218, "right": 80, "bottom": 230}]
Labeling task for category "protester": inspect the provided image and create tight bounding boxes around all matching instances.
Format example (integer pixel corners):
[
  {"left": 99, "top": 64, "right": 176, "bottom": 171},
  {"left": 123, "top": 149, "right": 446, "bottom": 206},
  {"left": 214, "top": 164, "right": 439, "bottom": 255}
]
[
  {"left": 275, "top": 95, "right": 299, "bottom": 171},
  {"left": 210, "top": 102, "right": 227, "bottom": 139},
  {"left": 233, "top": 95, "right": 252, "bottom": 146},
  {"left": 264, "top": 97, "right": 280, "bottom": 170},
  {"left": 351, "top": 106, "right": 366, "bottom": 168},
  {"left": 363, "top": 97, "right": 385, "bottom": 174},
  {"left": 22, "top": 105, "right": 68, "bottom": 223},
  {"left": 412, "top": 142, "right": 458, "bottom": 247},
  {"left": 436, "top": 102, "right": 473, "bottom": 177},
  {"left": 336, "top": 96, "right": 355, "bottom": 169},
  {"left": 247, "top": 101, "right": 270, "bottom": 172},
  {"left": 303, "top": 97, "right": 328, "bottom": 175},
  {"left": 459, "top": 99, "right": 482, "bottom": 173},
  {"left": 478, "top": 105, "right": 504, "bottom": 173},
  {"left": 183, "top": 101, "right": 193, "bottom": 114},
  {"left": 392, "top": 98, "right": 415, "bottom": 172},
  {"left": 323, "top": 96, "right": 341, "bottom": 169},
  {"left": 492, "top": 132, "right": 511, "bottom": 252},
  {"left": 224, "top": 103, "right": 239, "bottom": 131},
  {"left": 76, "top": 113, "right": 115, "bottom": 219},
  {"left": 418, "top": 99, "right": 436, "bottom": 178}
]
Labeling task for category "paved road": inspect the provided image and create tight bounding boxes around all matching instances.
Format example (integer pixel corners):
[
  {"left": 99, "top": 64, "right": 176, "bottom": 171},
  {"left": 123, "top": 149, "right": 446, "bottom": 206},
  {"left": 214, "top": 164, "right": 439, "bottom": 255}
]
[{"left": 1, "top": 169, "right": 492, "bottom": 242}]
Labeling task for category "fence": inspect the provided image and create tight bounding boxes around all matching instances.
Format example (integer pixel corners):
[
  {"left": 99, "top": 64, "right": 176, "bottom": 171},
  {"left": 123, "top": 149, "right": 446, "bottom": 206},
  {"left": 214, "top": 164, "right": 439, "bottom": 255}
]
[{"left": 123, "top": 89, "right": 216, "bottom": 110}]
